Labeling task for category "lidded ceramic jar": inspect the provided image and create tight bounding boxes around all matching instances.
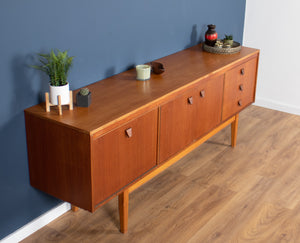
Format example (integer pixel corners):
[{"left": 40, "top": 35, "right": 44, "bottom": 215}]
[{"left": 205, "top": 24, "right": 218, "bottom": 46}]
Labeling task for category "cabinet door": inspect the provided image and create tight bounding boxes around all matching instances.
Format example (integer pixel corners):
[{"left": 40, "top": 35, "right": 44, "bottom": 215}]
[
  {"left": 91, "top": 109, "right": 158, "bottom": 207},
  {"left": 159, "top": 88, "right": 197, "bottom": 164},
  {"left": 194, "top": 75, "right": 223, "bottom": 139},
  {"left": 222, "top": 57, "right": 258, "bottom": 121},
  {"left": 159, "top": 75, "right": 223, "bottom": 164}
]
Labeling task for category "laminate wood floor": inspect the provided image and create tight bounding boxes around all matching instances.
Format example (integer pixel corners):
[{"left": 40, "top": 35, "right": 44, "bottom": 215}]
[{"left": 21, "top": 105, "right": 300, "bottom": 243}]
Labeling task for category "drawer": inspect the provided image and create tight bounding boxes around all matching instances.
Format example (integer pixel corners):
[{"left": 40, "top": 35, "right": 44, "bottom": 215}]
[
  {"left": 222, "top": 57, "right": 258, "bottom": 121},
  {"left": 91, "top": 109, "right": 158, "bottom": 206},
  {"left": 159, "top": 74, "right": 223, "bottom": 164}
]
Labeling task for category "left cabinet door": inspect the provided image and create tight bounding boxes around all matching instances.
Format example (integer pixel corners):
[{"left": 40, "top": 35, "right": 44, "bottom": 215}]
[{"left": 91, "top": 109, "right": 158, "bottom": 208}]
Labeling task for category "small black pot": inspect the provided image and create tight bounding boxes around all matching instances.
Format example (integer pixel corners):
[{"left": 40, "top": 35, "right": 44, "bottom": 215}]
[{"left": 76, "top": 92, "right": 91, "bottom": 107}]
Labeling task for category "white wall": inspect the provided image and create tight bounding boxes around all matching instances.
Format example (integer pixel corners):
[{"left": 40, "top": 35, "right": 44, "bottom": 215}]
[{"left": 243, "top": 1, "right": 300, "bottom": 115}]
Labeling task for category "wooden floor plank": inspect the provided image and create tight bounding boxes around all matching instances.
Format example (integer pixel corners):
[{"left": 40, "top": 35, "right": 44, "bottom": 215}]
[
  {"left": 233, "top": 202, "right": 292, "bottom": 243},
  {"left": 260, "top": 131, "right": 300, "bottom": 210},
  {"left": 268, "top": 202, "right": 300, "bottom": 242},
  {"left": 187, "top": 176, "right": 274, "bottom": 243},
  {"left": 155, "top": 185, "right": 236, "bottom": 243},
  {"left": 21, "top": 106, "right": 300, "bottom": 243}
]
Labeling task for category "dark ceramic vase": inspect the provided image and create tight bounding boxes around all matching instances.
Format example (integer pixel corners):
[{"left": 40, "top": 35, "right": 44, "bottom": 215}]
[{"left": 205, "top": 24, "right": 218, "bottom": 46}]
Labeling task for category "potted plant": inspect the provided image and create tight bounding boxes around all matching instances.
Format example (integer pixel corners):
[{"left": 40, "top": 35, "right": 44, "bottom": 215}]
[
  {"left": 76, "top": 87, "right": 91, "bottom": 107},
  {"left": 31, "top": 49, "right": 74, "bottom": 105},
  {"left": 223, "top": 34, "right": 233, "bottom": 46}
]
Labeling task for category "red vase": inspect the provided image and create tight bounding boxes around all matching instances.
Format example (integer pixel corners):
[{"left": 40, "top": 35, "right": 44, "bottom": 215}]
[{"left": 205, "top": 24, "right": 218, "bottom": 46}]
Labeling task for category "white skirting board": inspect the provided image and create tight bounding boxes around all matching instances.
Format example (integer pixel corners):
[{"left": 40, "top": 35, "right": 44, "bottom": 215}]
[
  {"left": 1, "top": 202, "right": 71, "bottom": 243},
  {"left": 254, "top": 97, "right": 300, "bottom": 116}
]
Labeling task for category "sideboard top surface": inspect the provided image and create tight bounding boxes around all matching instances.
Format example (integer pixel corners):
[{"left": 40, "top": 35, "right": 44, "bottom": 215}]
[{"left": 25, "top": 44, "right": 259, "bottom": 135}]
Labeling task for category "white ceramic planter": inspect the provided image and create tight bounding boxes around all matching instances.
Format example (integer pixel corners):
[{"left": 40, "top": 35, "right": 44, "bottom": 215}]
[{"left": 49, "top": 83, "right": 70, "bottom": 105}]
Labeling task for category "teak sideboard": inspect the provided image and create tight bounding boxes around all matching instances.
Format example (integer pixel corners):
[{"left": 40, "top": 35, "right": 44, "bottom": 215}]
[{"left": 24, "top": 44, "right": 259, "bottom": 233}]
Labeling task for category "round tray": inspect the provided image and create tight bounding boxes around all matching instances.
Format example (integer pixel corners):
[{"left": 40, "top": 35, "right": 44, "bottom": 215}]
[{"left": 203, "top": 42, "right": 241, "bottom": 54}]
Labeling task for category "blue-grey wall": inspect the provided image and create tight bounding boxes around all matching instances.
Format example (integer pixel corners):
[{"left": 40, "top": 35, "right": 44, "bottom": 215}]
[{"left": 0, "top": 0, "right": 246, "bottom": 239}]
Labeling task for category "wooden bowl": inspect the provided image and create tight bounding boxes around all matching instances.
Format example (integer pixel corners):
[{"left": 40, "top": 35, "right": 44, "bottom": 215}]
[{"left": 151, "top": 62, "right": 165, "bottom": 74}]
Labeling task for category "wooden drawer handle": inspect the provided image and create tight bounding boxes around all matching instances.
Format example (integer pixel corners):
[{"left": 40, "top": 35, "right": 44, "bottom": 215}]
[
  {"left": 240, "top": 68, "right": 245, "bottom": 75},
  {"left": 239, "top": 84, "right": 244, "bottom": 91},
  {"left": 125, "top": 128, "right": 132, "bottom": 138},
  {"left": 238, "top": 100, "right": 242, "bottom": 106},
  {"left": 200, "top": 90, "right": 205, "bottom": 98},
  {"left": 187, "top": 96, "right": 193, "bottom": 105}
]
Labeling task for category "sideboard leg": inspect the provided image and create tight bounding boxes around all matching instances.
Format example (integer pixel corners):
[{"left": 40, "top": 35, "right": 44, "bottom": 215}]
[
  {"left": 71, "top": 205, "right": 79, "bottom": 212},
  {"left": 118, "top": 189, "right": 129, "bottom": 233},
  {"left": 231, "top": 114, "right": 239, "bottom": 147}
]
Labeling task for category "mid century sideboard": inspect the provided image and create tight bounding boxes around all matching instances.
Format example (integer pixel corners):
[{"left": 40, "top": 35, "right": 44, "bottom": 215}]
[{"left": 24, "top": 44, "right": 259, "bottom": 233}]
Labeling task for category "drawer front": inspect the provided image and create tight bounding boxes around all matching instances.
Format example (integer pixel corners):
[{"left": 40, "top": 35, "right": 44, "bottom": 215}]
[
  {"left": 159, "top": 75, "right": 223, "bottom": 164},
  {"left": 92, "top": 109, "right": 158, "bottom": 206},
  {"left": 222, "top": 57, "right": 258, "bottom": 121}
]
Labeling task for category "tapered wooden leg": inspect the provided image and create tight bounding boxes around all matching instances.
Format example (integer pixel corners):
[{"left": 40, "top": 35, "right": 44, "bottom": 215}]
[
  {"left": 118, "top": 189, "right": 129, "bottom": 233},
  {"left": 231, "top": 113, "right": 239, "bottom": 147},
  {"left": 71, "top": 205, "right": 79, "bottom": 212}
]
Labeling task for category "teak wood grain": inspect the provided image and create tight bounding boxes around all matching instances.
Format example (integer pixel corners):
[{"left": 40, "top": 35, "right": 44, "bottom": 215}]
[
  {"left": 25, "top": 44, "right": 259, "bottom": 137},
  {"left": 222, "top": 57, "right": 258, "bottom": 121},
  {"left": 159, "top": 74, "right": 223, "bottom": 163},
  {"left": 92, "top": 109, "right": 158, "bottom": 207},
  {"left": 24, "top": 113, "right": 93, "bottom": 211},
  {"left": 24, "top": 44, "right": 259, "bottom": 232}
]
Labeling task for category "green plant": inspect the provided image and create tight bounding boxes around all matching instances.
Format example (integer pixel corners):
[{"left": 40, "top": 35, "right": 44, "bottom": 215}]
[
  {"left": 79, "top": 87, "right": 90, "bottom": 96},
  {"left": 224, "top": 34, "right": 233, "bottom": 40},
  {"left": 31, "top": 49, "right": 74, "bottom": 86}
]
